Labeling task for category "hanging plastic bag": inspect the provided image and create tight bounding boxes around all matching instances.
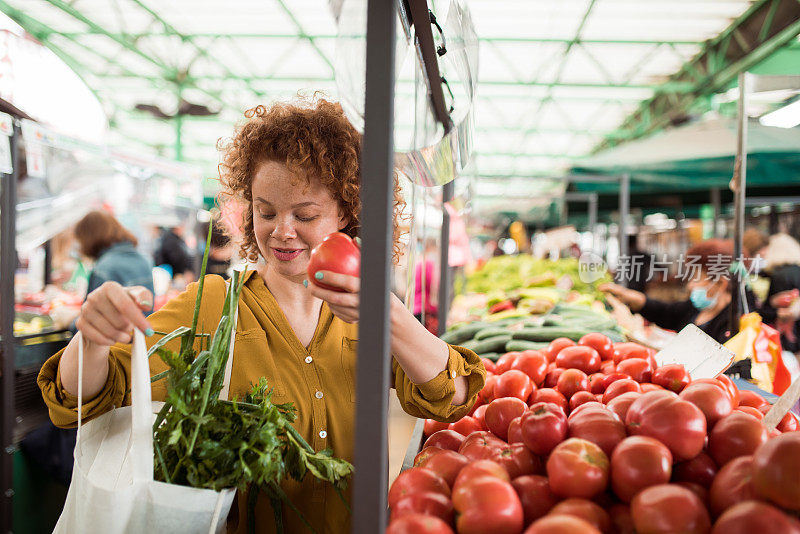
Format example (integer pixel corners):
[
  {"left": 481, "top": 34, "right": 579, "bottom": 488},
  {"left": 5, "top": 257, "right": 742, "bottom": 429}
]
[
  {"left": 54, "top": 330, "right": 235, "bottom": 534},
  {"left": 723, "top": 312, "right": 792, "bottom": 395}
]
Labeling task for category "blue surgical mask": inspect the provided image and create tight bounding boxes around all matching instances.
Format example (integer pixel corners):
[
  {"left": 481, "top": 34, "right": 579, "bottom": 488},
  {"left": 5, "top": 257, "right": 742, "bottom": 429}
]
[{"left": 690, "top": 287, "right": 717, "bottom": 310}]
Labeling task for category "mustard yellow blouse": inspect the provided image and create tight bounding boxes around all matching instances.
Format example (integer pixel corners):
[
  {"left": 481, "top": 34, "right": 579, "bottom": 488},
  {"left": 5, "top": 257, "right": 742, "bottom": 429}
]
[{"left": 38, "top": 271, "right": 485, "bottom": 533}]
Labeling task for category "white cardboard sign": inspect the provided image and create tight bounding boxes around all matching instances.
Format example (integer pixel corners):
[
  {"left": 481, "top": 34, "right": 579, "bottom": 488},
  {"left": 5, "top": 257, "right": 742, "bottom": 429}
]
[{"left": 654, "top": 324, "right": 735, "bottom": 379}]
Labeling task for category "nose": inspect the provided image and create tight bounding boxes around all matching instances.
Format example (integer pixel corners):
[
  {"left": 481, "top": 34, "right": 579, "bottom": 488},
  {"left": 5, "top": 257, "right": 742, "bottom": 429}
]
[{"left": 272, "top": 216, "right": 297, "bottom": 241}]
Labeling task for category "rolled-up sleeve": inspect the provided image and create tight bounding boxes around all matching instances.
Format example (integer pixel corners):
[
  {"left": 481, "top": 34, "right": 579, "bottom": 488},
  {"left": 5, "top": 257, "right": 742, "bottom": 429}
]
[{"left": 393, "top": 344, "right": 486, "bottom": 423}]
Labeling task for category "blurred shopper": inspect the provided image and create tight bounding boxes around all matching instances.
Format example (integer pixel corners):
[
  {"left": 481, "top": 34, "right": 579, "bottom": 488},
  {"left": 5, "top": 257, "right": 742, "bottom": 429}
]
[
  {"left": 75, "top": 210, "right": 155, "bottom": 299},
  {"left": 414, "top": 238, "right": 439, "bottom": 332},
  {"left": 743, "top": 227, "right": 769, "bottom": 274},
  {"left": 199, "top": 218, "right": 234, "bottom": 279},
  {"left": 759, "top": 233, "right": 800, "bottom": 352},
  {"left": 601, "top": 239, "right": 755, "bottom": 344},
  {"left": 153, "top": 221, "right": 195, "bottom": 284}
]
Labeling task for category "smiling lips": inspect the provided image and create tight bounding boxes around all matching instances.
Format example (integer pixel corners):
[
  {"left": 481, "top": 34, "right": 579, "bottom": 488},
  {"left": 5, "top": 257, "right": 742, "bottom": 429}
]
[{"left": 272, "top": 247, "right": 303, "bottom": 261}]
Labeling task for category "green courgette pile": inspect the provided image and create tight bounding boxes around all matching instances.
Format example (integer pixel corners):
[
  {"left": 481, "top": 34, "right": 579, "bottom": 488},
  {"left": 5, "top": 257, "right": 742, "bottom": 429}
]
[{"left": 442, "top": 303, "right": 624, "bottom": 360}]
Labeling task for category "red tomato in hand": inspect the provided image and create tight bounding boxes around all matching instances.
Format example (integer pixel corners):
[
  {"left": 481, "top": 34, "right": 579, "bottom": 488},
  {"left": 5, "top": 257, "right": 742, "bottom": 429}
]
[
  {"left": 307, "top": 232, "right": 360, "bottom": 291},
  {"left": 496, "top": 352, "right": 522, "bottom": 374},
  {"left": 424, "top": 429, "right": 465, "bottom": 452},
  {"left": 555, "top": 345, "right": 601, "bottom": 374},
  {"left": 602, "top": 378, "right": 641, "bottom": 404},
  {"left": 751, "top": 432, "right": 800, "bottom": 511},
  {"left": 545, "top": 338, "right": 576, "bottom": 363},
  {"left": 530, "top": 388, "right": 568, "bottom": 412},
  {"left": 568, "top": 405, "right": 626, "bottom": 457},
  {"left": 449, "top": 416, "right": 483, "bottom": 437},
  {"left": 579, "top": 333, "right": 614, "bottom": 361},
  {"left": 485, "top": 397, "right": 528, "bottom": 441},
  {"left": 708, "top": 411, "right": 767, "bottom": 467},
  {"left": 616, "top": 358, "right": 653, "bottom": 383},
  {"left": 546, "top": 438, "right": 610, "bottom": 499},
  {"left": 491, "top": 442, "right": 543, "bottom": 479},
  {"left": 672, "top": 451, "right": 717, "bottom": 488},
  {"left": 424, "top": 419, "right": 449, "bottom": 437},
  {"left": 679, "top": 382, "right": 733, "bottom": 429},
  {"left": 495, "top": 370, "right": 535, "bottom": 402},
  {"left": 417, "top": 449, "right": 470, "bottom": 488},
  {"left": 568, "top": 391, "right": 597, "bottom": 412},
  {"left": 631, "top": 484, "right": 711, "bottom": 534},
  {"left": 610, "top": 436, "right": 672, "bottom": 503},
  {"left": 452, "top": 477, "right": 524, "bottom": 534},
  {"left": 549, "top": 498, "right": 611, "bottom": 533},
  {"left": 388, "top": 467, "right": 450, "bottom": 509},
  {"left": 651, "top": 364, "right": 691, "bottom": 393},
  {"left": 556, "top": 368, "right": 589, "bottom": 399},
  {"left": 625, "top": 390, "right": 707, "bottom": 462},
  {"left": 390, "top": 491, "right": 454, "bottom": 524},
  {"left": 511, "top": 475, "right": 560, "bottom": 525},
  {"left": 711, "top": 501, "right": 800, "bottom": 534},
  {"left": 458, "top": 432, "right": 506, "bottom": 462},
  {"left": 605, "top": 391, "right": 642, "bottom": 422},
  {"left": 511, "top": 351, "right": 549, "bottom": 387},
  {"left": 386, "top": 513, "right": 454, "bottom": 534},
  {"left": 709, "top": 456, "right": 756, "bottom": 517},
  {"left": 525, "top": 515, "right": 601, "bottom": 534},
  {"left": 522, "top": 402, "right": 569, "bottom": 455}
]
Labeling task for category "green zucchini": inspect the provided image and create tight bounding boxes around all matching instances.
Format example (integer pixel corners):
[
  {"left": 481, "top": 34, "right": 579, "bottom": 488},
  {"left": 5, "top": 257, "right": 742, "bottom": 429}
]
[
  {"left": 463, "top": 334, "right": 513, "bottom": 354},
  {"left": 440, "top": 322, "right": 489, "bottom": 344},
  {"left": 511, "top": 327, "right": 591, "bottom": 342},
  {"left": 505, "top": 340, "right": 549, "bottom": 352},
  {"left": 474, "top": 327, "right": 512, "bottom": 341},
  {"left": 477, "top": 352, "right": 500, "bottom": 361}
]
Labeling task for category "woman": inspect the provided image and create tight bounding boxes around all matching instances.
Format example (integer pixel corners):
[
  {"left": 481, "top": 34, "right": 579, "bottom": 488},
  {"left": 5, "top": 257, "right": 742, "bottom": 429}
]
[
  {"left": 38, "top": 98, "right": 485, "bottom": 533},
  {"left": 601, "top": 239, "right": 754, "bottom": 344},
  {"left": 758, "top": 233, "right": 800, "bottom": 352},
  {"left": 74, "top": 210, "right": 155, "bottom": 300}
]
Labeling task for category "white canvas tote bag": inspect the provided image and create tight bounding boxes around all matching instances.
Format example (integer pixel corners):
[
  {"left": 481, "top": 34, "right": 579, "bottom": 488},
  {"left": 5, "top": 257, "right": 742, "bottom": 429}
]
[{"left": 53, "top": 329, "right": 237, "bottom": 534}]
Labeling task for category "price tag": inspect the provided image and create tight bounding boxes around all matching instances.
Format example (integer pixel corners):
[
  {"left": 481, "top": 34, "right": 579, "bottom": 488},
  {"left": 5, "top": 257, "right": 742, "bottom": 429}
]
[{"left": 654, "top": 324, "right": 735, "bottom": 379}]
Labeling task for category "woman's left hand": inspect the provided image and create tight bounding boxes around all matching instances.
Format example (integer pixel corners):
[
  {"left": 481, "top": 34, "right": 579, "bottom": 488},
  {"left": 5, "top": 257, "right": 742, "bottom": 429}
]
[{"left": 306, "top": 270, "right": 361, "bottom": 323}]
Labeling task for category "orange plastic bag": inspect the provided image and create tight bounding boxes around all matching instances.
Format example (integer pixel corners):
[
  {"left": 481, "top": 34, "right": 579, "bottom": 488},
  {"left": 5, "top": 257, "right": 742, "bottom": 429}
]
[{"left": 723, "top": 313, "right": 792, "bottom": 395}]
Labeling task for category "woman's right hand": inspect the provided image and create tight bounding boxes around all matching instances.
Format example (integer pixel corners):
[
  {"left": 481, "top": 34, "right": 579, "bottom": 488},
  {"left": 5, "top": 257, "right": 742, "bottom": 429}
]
[
  {"left": 598, "top": 282, "right": 646, "bottom": 312},
  {"left": 76, "top": 282, "right": 154, "bottom": 348}
]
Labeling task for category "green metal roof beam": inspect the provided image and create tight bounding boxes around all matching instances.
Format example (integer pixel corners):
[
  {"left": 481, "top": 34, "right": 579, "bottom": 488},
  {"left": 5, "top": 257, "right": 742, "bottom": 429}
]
[
  {"left": 274, "top": 0, "right": 335, "bottom": 73},
  {"left": 53, "top": 32, "right": 705, "bottom": 46},
  {"left": 595, "top": 0, "right": 800, "bottom": 152}
]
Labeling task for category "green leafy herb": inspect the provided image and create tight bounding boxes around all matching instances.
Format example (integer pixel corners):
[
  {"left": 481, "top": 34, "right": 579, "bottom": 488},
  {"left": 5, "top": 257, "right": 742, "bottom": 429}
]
[{"left": 150, "top": 224, "right": 353, "bottom": 533}]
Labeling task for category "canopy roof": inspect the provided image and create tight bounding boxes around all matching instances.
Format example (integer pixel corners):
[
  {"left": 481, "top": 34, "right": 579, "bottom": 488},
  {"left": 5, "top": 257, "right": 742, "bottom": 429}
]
[{"left": 1, "top": 0, "right": 798, "bottom": 195}]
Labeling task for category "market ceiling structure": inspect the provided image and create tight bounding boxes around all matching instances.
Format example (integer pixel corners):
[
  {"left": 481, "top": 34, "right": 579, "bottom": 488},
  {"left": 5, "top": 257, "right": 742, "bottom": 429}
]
[{"left": 1, "top": 0, "right": 800, "bottom": 198}]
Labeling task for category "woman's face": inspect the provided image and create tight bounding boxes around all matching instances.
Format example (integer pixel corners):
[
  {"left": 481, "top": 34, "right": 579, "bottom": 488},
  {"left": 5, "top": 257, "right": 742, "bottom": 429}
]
[
  {"left": 688, "top": 273, "right": 726, "bottom": 299},
  {"left": 251, "top": 160, "right": 347, "bottom": 281}
]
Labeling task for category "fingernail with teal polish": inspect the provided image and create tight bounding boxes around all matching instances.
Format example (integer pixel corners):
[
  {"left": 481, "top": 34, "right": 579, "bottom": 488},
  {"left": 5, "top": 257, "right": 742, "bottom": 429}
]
[
  {"left": 145, "top": 328, "right": 154, "bottom": 337},
  {"left": 302, "top": 279, "right": 308, "bottom": 287},
  {"left": 354, "top": 236, "right": 362, "bottom": 246},
  {"left": 315, "top": 272, "right": 323, "bottom": 280}
]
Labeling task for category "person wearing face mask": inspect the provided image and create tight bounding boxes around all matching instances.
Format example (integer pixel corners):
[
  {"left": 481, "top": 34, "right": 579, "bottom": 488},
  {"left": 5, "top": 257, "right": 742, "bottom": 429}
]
[
  {"left": 600, "top": 239, "right": 756, "bottom": 344},
  {"left": 36, "top": 98, "right": 486, "bottom": 533},
  {"left": 757, "top": 233, "right": 800, "bottom": 353}
]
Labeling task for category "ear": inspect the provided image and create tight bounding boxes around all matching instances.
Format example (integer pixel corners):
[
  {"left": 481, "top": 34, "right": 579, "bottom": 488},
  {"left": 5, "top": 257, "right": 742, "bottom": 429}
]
[{"left": 337, "top": 209, "right": 350, "bottom": 231}]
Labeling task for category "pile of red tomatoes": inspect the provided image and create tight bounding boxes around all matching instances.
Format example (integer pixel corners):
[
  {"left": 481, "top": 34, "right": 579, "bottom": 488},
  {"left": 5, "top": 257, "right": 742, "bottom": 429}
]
[{"left": 387, "top": 333, "right": 800, "bottom": 534}]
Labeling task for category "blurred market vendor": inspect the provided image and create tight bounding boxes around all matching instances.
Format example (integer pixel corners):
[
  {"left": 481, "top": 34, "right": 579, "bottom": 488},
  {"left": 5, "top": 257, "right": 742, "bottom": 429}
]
[
  {"left": 153, "top": 219, "right": 196, "bottom": 284},
  {"left": 38, "top": 98, "right": 485, "bottom": 534},
  {"left": 601, "top": 239, "right": 755, "bottom": 344},
  {"left": 757, "top": 233, "right": 800, "bottom": 352}
]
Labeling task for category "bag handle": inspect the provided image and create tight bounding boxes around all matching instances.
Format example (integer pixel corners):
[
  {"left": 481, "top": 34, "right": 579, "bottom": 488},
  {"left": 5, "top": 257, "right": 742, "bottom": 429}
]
[{"left": 77, "top": 328, "right": 152, "bottom": 482}]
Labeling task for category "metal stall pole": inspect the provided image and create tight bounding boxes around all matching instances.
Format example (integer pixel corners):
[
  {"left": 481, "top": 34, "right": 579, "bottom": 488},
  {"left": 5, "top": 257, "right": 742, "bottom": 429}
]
[
  {"left": 1, "top": 123, "right": 19, "bottom": 533},
  {"left": 588, "top": 193, "right": 598, "bottom": 252},
  {"left": 351, "top": 0, "right": 396, "bottom": 531},
  {"left": 438, "top": 181, "right": 453, "bottom": 336},
  {"left": 730, "top": 72, "right": 749, "bottom": 334},
  {"left": 710, "top": 188, "right": 722, "bottom": 238},
  {"left": 618, "top": 173, "right": 630, "bottom": 287}
]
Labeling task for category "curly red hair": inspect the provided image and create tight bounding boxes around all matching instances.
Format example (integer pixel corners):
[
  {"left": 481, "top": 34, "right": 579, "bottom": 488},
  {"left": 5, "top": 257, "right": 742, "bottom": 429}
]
[{"left": 217, "top": 96, "right": 405, "bottom": 262}]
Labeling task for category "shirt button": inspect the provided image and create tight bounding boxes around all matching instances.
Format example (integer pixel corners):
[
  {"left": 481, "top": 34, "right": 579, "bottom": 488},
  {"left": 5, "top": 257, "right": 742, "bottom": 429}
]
[
  {"left": 450, "top": 370, "right": 457, "bottom": 379},
  {"left": 315, "top": 391, "right": 324, "bottom": 399},
  {"left": 305, "top": 356, "right": 313, "bottom": 364},
  {"left": 319, "top": 430, "right": 327, "bottom": 439}
]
